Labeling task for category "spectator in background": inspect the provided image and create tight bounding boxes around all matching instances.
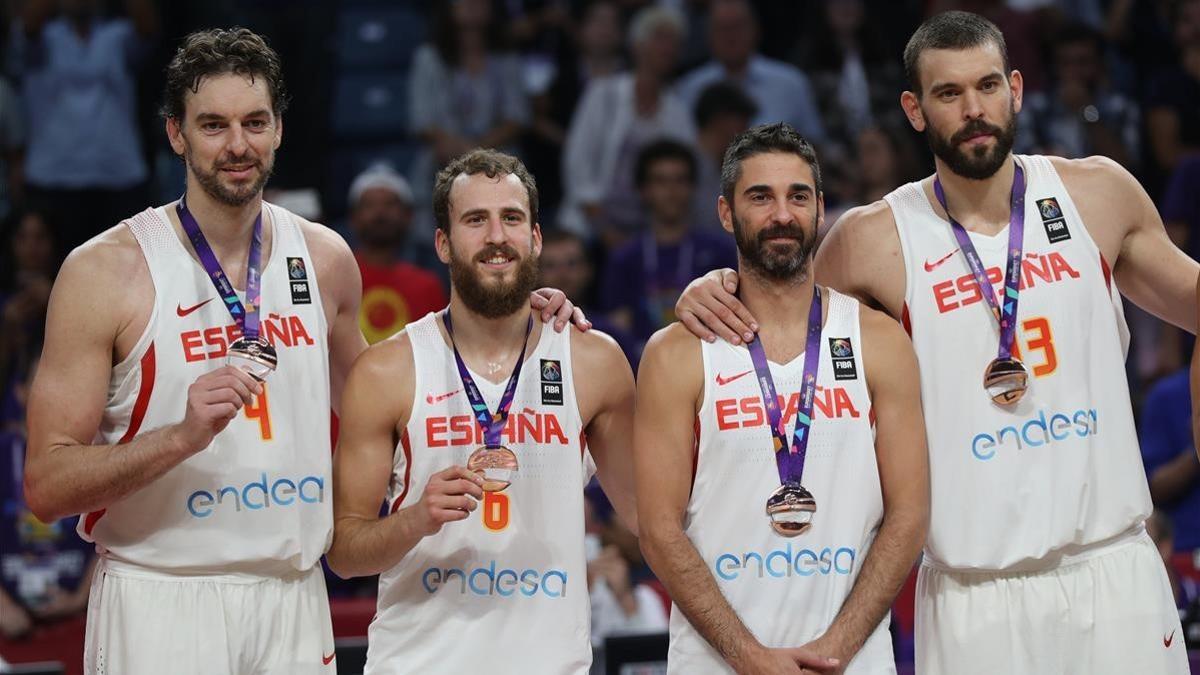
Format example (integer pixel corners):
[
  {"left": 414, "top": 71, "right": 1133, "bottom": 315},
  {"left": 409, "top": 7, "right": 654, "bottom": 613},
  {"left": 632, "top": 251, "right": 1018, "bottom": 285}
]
[
  {"left": 793, "top": 0, "right": 904, "bottom": 167},
  {"left": 1018, "top": 22, "right": 1139, "bottom": 168},
  {"left": 674, "top": 0, "right": 824, "bottom": 143},
  {"left": 0, "top": 360, "right": 96, "bottom": 640},
  {"left": 0, "top": 210, "right": 55, "bottom": 431},
  {"left": 525, "top": 0, "right": 625, "bottom": 212},
  {"left": 539, "top": 228, "right": 638, "bottom": 367},
  {"left": 1146, "top": 0, "right": 1200, "bottom": 179},
  {"left": 347, "top": 164, "right": 447, "bottom": 345},
  {"left": 408, "top": 0, "right": 528, "bottom": 237},
  {"left": 1146, "top": 509, "right": 1195, "bottom": 608},
  {"left": 601, "top": 139, "right": 735, "bottom": 351},
  {"left": 823, "top": 121, "right": 923, "bottom": 229},
  {"left": 561, "top": 5, "right": 694, "bottom": 241},
  {"left": 692, "top": 81, "right": 756, "bottom": 233},
  {"left": 7, "top": 0, "right": 157, "bottom": 255},
  {"left": 1140, "top": 368, "right": 1200, "bottom": 552},
  {"left": 0, "top": 77, "right": 24, "bottom": 224}
]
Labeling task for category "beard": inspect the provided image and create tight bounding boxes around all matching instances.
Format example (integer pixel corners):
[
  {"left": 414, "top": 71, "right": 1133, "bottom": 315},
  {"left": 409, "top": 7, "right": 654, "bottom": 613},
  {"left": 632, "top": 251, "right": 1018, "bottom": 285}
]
[
  {"left": 449, "top": 241, "right": 539, "bottom": 319},
  {"left": 185, "top": 144, "right": 274, "bottom": 207},
  {"left": 732, "top": 212, "right": 819, "bottom": 282},
  {"left": 925, "top": 102, "right": 1017, "bottom": 180}
]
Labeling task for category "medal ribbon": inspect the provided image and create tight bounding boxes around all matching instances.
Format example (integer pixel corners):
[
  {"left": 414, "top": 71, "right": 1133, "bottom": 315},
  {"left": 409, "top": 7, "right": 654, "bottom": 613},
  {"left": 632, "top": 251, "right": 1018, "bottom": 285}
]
[
  {"left": 933, "top": 162, "right": 1026, "bottom": 361},
  {"left": 746, "top": 286, "right": 823, "bottom": 485},
  {"left": 443, "top": 308, "right": 534, "bottom": 448},
  {"left": 177, "top": 197, "right": 263, "bottom": 340}
]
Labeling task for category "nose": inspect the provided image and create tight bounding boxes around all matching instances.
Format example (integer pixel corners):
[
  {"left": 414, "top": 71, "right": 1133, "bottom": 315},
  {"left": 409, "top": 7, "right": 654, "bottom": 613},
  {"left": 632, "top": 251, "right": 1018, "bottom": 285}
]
[
  {"left": 769, "top": 195, "right": 794, "bottom": 226},
  {"left": 961, "top": 89, "right": 985, "bottom": 121},
  {"left": 226, "top": 123, "right": 249, "bottom": 157},
  {"left": 483, "top": 215, "right": 506, "bottom": 244}
]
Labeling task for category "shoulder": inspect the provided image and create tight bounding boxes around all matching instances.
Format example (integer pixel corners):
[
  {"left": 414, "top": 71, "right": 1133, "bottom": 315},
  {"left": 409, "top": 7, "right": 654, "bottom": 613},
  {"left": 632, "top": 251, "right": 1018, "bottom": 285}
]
[
  {"left": 59, "top": 222, "right": 146, "bottom": 289},
  {"left": 569, "top": 323, "right": 631, "bottom": 371},
  {"left": 641, "top": 322, "right": 702, "bottom": 366},
  {"left": 291, "top": 213, "right": 359, "bottom": 285},
  {"left": 855, "top": 299, "right": 916, "bottom": 383},
  {"left": 350, "top": 329, "right": 416, "bottom": 385},
  {"left": 1048, "top": 154, "right": 1145, "bottom": 209},
  {"left": 824, "top": 199, "right": 899, "bottom": 250}
]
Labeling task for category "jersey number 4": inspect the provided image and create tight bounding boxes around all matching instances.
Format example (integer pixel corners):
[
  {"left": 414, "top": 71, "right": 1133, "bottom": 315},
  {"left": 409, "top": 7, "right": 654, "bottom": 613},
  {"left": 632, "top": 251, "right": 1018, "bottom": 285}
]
[{"left": 244, "top": 384, "right": 273, "bottom": 440}]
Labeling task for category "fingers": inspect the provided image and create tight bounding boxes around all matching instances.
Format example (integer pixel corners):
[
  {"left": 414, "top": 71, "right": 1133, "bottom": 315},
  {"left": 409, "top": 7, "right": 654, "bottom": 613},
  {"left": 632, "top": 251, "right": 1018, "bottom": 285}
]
[
  {"left": 720, "top": 268, "right": 740, "bottom": 294},
  {"left": 786, "top": 648, "right": 840, "bottom": 671},
  {"left": 429, "top": 493, "right": 478, "bottom": 513},
  {"left": 702, "top": 285, "right": 755, "bottom": 344},
  {"left": 571, "top": 307, "right": 592, "bottom": 332},
  {"left": 687, "top": 303, "right": 745, "bottom": 345},
  {"left": 677, "top": 308, "right": 718, "bottom": 343},
  {"left": 436, "top": 465, "right": 486, "bottom": 488},
  {"left": 532, "top": 287, "right": 564, "bottom": 323},
  {"left": 552, "top": 294, "right": 575, "bottom": 332}
]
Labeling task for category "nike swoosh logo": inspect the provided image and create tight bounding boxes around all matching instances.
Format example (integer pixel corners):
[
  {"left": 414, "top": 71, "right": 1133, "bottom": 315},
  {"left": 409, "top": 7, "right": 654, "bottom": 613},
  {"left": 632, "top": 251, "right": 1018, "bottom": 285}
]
[
  {"left": 1164, "top": 629, "right": 1175, "bottom": 648},
  {"left": 715, "top": 370, "right": 752, "bottom": 386},
  {"left": 177, "top": 298, "right": 215, "bottom": 317},
  {"left": 924, "top": 250, "right": 957, "bottom": 273},
  {"left": 322, "top": 651, "right": 336, "bottom": 665},
  {"left": 426, "top": 390, "right": 462, "bottom": 404}
]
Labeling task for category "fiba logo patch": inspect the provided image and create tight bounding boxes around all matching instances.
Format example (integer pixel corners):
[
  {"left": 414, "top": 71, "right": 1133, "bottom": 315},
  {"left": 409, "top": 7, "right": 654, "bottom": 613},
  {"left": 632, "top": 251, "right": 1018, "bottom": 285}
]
[
  {"left": 1036, "top": 198, "right": 1071, "bottom": 244},
  {"left": 540, "top": 359, "right": 563, "bottom": 405},
  {"left": 828, "top": 338, "right": 857, "bottom": 381},
  {"left": 286, "top": 257, "right": 312, "bottom": 304}
]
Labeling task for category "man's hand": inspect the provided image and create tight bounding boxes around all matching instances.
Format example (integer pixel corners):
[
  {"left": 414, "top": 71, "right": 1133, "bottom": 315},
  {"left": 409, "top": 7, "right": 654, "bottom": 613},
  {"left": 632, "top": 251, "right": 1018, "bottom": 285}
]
[
  {"left": 531, "top": 287, "right": 591, "bottom": 332},
  {"left": 411, "top": 466, "right": 485, "bottom": 537},
  {"left": 795, "top": 633, "right": 850, "bottom": 674},
  {"left": 172, "top": 366, "right": 262, "bottom": 453},
  {"left": 674, "top": 269, "right": 758, "bottom": 345},
  {"left": 736, "top": 645, "right": 841, "bottom": 675}
]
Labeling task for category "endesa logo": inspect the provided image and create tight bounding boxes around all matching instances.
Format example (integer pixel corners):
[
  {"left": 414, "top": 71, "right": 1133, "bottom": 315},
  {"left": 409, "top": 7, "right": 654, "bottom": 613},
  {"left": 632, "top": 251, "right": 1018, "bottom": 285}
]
[
  {"left": 714, "top": 543, "right": 857, "bottom": 581},
  {"left": 932, "top": 251, "right": 1080, "bottom": 315},
  {"left": 186, "top": 472, "right": 326, "bottom": 518},
  {"left": 421, "top": 560, "right": 568, "bottom": 598},
  {"left": 180, "top": 313, "right": 315, "bottom": 364},
  {"left": 970, "top": 407, "right": 1098, "bottom": 461}
]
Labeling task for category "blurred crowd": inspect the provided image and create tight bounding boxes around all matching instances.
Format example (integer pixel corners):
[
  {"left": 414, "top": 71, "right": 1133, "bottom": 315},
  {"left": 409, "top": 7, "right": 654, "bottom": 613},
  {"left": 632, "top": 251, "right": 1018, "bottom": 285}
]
[{"left": 1, "top": 0, "right": 1199, "bottom": 665}]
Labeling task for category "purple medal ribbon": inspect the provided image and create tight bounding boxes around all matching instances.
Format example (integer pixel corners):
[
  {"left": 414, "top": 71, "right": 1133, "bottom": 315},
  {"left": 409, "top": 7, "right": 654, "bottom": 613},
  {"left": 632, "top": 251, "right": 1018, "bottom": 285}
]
[
  {"left": 933, "top": 162, "right": 1026, "bottom": 360},
  {"left": 177, "top": 197, "right": 264, "bottom": 339},
  {"left": 443, "top": 309, "right": 533, "bottom": 447},
  {"left": 746, "top": 286, "right": 823, "bottom": 485}
]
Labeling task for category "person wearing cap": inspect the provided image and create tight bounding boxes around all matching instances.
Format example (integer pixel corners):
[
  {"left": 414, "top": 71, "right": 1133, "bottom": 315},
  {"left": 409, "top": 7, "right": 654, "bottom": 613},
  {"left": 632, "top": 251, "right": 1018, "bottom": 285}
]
[{"left": 349, "top": 163, "right": 448, "bottom": 344}]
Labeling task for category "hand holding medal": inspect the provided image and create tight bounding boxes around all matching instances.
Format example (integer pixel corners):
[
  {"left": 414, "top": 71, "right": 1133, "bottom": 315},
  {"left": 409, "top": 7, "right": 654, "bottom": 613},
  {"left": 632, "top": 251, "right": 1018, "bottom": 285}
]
[
  {"left": 934, "top": 162, "right": 1028, "bottom": 405},
  {"left": 177, "top": 197, "right": 277, "bottom": 381},
  {"left": 443, "top": 308, "right": 532, "bottom": 492},
  {"left": 747, "top": 286, "right": 824, "bottom": 537}
]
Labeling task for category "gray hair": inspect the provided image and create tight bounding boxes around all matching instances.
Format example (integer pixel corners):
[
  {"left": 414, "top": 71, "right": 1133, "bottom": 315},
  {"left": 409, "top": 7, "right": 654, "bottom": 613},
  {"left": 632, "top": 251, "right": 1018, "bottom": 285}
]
[{"left": 628, "top": 5, "right": 686, "bottom": 49}]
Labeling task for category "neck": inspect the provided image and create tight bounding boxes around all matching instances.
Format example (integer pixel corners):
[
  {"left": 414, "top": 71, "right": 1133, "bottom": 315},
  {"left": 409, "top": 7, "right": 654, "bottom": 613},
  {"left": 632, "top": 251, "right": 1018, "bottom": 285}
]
[
  {"left": 446, "top": 292, "right": 534, "bottom": 363},
  {"left": 933, "top": 156, "right": 1017, "bottom": 233},
  {"left": 739, "top": 261, "right": 816, "bottom": 340},
  {"left": 182, "top": 181, "right": 263, "bottom": 251},
  {"left": 651, "top": 217, "right": 688, "bottom": 244}
]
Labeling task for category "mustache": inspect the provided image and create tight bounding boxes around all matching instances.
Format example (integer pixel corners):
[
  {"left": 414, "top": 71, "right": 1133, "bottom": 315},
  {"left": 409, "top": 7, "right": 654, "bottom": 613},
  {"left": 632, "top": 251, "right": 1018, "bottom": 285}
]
[
  {"left": 473, "top": 243, "right": 522, "bottom": 263},
  {"left": 215, "top": 155, "right": 261, "bottom": 169},
  {"left": 757, "top": 224, "right": 805, "bottom": 242},
  {"left": 951, "top": 119, "right": 1002, "bottom": 145}
]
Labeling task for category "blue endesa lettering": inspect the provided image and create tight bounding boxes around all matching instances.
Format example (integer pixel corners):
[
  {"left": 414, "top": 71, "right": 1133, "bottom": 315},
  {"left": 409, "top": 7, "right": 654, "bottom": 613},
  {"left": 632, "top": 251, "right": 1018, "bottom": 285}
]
[
  {"left": 421, "top": 560, "right": 568, "bottom": 598},
  {"left": 186, "top": 473, "right": 325, "bottom": 517},
  {"left": 970, "top": 408, "right": 1098, "bottom": 461},
  {"left": 714, "top": 544, "right": 857, "bottom": 580}
]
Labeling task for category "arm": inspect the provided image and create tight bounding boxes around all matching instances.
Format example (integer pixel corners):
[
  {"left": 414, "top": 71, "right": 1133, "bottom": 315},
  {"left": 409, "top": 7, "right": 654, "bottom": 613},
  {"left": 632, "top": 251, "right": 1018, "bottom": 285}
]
[
  {"left": 1065, "top": 157, "right": 1199, "bottom": 333},
  {"left": 1195, "top": 272, "right": 1200, "bottom": 459},
  {"left": 804, "top": 308, "right": 929, "bottom": 665},
  {"left": 25, "top": 240, "right": 261, "bottom": 522},
  {"left": 572, "top": 328, "right": 637, "bottom": 535},
  {"left": 327, "top": 337, "right": 484, "bottom": 578},
  {"left": 303, "top": 221, "right": 367, "bottom": 415},
  {"left": 635, "top": 326, "right": 837, "bottom": 674}
]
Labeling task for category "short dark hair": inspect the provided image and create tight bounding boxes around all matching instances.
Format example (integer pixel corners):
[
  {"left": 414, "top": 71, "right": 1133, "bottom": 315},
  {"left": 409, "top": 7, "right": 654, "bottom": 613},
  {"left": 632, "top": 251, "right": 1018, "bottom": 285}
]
[
  {"left": 161, "top": 27, "right": 290, "bottom": 121},
  {"left": 693, "top": 81, "right": 758, "bottom": 129},
  {"left": 720, "top": 123, "right": 822, "bottom": 203},
  {"left": 634, "top": 139, "right": 697, "bottom": 189},
  {"left": 432, "top": 149, "right": 539, "bottom": 232},
  {"left": 903, "top": 11, "right": 1009, "bottom": 96}
]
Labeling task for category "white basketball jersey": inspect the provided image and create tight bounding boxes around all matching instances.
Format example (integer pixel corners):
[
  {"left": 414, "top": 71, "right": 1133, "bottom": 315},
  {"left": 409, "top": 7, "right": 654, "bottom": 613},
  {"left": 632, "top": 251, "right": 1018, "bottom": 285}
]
[
  {"left": 669, "top": 290, "right": 894, "bottom": 674},
  {"left": 883, "top": 155, "right": 1149, "bottom": 571},
  {"left": 367, "top": 313, "right": 591, "bottom": 675},
  {"left": 79, "top": 204, "right": 332, "bottom": 577}
]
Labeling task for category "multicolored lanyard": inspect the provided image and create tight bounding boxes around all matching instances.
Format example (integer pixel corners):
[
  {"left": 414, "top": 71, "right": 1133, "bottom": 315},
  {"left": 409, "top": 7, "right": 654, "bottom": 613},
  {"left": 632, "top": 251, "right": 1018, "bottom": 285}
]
[
  {"left": 177, "top": 197, "right": 263, "bottom": 339},
  {"left": 443, "top": 309, "right": 533, "bottom": 447}
]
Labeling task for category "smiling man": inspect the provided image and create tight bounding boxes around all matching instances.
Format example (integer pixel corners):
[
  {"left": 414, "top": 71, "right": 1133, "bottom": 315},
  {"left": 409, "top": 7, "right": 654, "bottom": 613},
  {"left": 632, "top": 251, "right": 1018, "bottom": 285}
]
[
  {"left": 673, "top": 11, "right": 1197, "bottom": 674},
  {"left": 326, "top": 149, "right": 637, "bottom": 674},
  {"left": 23, "top": 28, "right": 368, "bottom": 674}
]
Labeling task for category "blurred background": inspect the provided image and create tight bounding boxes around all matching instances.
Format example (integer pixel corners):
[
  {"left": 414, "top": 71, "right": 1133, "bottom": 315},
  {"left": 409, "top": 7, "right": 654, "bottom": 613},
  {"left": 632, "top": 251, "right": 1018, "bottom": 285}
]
[{"left": 1, "top": 0, "right": 1199, "bottom": 673}]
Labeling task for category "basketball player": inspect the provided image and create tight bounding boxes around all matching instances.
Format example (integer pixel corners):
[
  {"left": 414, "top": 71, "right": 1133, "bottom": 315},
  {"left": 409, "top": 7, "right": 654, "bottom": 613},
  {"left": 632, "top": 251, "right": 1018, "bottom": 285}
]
[
  {"left": 636, "top": 124, "right": 927, "bottom": 674},
  {"left": 673, "top": 11, "right": 1197, "bottom": 674},
  {"left": 326, "top": 149, "right": 637, "bottom": 674}
]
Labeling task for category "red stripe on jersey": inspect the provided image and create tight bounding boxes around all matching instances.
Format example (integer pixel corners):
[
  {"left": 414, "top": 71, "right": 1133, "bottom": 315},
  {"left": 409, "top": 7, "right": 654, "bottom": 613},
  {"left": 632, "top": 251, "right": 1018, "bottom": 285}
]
[
  {"left": 868, "top": 406, "right": 876, "bottom": 428},
  {"left": 1100, "top": 252, "right": 1112, "bottom": 294},
  {"left": 390, "top": 430, "right": 414, "bottom": 514},
  {"left": 901, "top": 302, "right": 912, "bottom": 337},
  {"left": 689, "top": 416, "right": 700, "bottom": 494},
  {"left": 579, "top": 430, "right": 587, "bottom": 459},
  {"left": 87, "top": 342, "right": 157, "bottom": 536},
  {"left": 330, "top": 411, "right": 340, "bottom": 454}
]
